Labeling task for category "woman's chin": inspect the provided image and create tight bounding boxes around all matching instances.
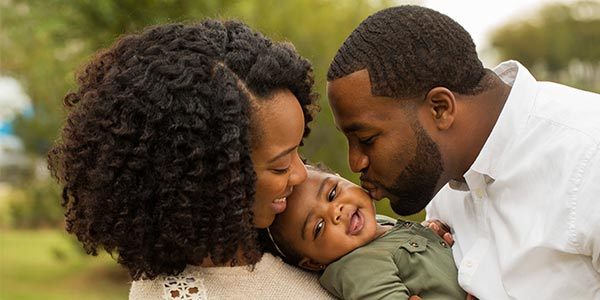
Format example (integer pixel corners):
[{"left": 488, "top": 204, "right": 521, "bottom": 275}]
[{"left": 253, "top": 214, "right": 276, "bottom": 229}]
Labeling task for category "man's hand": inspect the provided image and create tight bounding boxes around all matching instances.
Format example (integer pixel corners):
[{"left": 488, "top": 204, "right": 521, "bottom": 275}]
[{"left": 422, "top": 219, "right": 454, "bottom": 246}]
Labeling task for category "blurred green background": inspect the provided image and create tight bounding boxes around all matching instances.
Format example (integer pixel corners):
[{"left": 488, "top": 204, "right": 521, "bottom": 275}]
[{"left": 1, "top": 0, "right": 599, "bottom": 299}]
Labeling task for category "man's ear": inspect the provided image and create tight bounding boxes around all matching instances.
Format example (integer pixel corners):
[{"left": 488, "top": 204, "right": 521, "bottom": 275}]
[
  {"left": 423, "top": 87, "right": 456, "bottom": 131},
  {"left": 298, "top": 257, "right": 327, "bottom": 271}
]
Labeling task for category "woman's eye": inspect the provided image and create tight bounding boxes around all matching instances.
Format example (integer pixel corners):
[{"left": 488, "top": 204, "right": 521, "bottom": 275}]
[
  {"left": 314, "top": 220, "right": 325, "bottom": 239},
  {"left": 328, "top": 183, "right": 338, "bottom": 202},
  {"left": 272, "top": 167, "right": 290, "bottom": 174}
]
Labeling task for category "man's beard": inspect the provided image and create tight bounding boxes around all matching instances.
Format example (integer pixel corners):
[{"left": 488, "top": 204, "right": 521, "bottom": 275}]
[{"left": 386, "top": 123, "right": 443, "bottom": 216}]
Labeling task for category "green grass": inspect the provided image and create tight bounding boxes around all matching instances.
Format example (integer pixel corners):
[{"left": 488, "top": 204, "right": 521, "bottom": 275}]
[{"left": 0, "top": 229, "right": 130, "bottom": 300}]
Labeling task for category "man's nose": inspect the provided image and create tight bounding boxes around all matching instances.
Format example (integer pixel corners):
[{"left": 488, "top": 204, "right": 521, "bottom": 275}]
[{"left": 349, "top": 145, "right": 369, "bottom": 173}]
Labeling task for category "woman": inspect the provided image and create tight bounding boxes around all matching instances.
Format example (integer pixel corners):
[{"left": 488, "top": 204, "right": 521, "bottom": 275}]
[{"left": 48, "top": 20, "right": 334, "bottom": 299}]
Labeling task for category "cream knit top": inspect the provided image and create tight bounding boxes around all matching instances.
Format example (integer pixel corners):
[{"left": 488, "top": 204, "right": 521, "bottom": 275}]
[{"left": 129, "top": 253, "right": 335, "bottom": 300}]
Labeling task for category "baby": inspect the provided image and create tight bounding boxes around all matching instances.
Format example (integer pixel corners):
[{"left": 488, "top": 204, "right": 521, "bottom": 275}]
[{"left": 268, "top": 164, "right": 466, "bottom": 299}]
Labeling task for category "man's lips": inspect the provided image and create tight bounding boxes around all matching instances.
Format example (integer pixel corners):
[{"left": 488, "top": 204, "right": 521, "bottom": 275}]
[
  {"left": 360, "top": 178, "right": 375, "bottom": 190},
  {"left": 360, "top": 180, "right": 383, "bottom": 200}
]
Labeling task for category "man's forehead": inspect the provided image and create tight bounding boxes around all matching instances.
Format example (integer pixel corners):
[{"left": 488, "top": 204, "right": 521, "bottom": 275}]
[
  {"left": 332, "top": 98, "right": 399, "bottom": 132},
  {"left": 334, "top": 68, "right": 371, "bottom": 84},
  {"left": 327, "top": 69, "right": 372, "bottom": 99}
]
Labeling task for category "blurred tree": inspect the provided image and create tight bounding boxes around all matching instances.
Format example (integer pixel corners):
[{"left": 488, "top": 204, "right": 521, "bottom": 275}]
[
  {"left": 9, "top": 178, "right": 63, "bottom": 228},
  {"left": 0, "top": 0, "right": 409, "bottom": 170},
  {"left": 490, "top": 0, "right": 600, "bottom": 91},
  {"left": 1, "top": 0, "right": 241, "bottom": 156},
  {"left": 13, "top": 0, "right": 595, "bottom": 222},
  {"left": 3, "top": 0, "right": 427, "bottom": 220}
]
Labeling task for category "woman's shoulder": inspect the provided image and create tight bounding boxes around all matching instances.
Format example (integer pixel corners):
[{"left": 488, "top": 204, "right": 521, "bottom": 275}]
[
  {"left": 129, "top": 253, "right": 335, "bottom": 299},
  {"left": 129, "top": 271, "right": 209, "bottom": 300}
]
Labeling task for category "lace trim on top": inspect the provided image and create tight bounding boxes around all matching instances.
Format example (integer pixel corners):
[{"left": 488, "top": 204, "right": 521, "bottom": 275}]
[{"left": 163, "top": 275, "right": 208, "bottom": 300}]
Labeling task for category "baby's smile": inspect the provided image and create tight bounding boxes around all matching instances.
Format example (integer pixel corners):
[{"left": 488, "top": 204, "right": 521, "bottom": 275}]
[{"left": 347, "top": 209, "right": 364, "bottom": 235}]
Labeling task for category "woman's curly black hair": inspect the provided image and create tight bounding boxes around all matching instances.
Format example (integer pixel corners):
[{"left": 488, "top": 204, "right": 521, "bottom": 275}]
[{"left": 47, "top": 19, "right": 317, "bottom": 280}]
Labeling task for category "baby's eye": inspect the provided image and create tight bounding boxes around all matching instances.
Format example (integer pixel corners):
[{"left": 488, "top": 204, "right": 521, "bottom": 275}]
[
  {"left": 328, "top": 184, "right": 338, "bottom": 202},
  {"left": 314, "top": 220, "right": 325, "bottom": 239}
]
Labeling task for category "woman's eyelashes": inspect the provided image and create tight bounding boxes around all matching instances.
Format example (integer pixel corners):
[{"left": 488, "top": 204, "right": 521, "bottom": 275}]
[{"left": 272, "top": 166, "right": 290, "bottom": 174}]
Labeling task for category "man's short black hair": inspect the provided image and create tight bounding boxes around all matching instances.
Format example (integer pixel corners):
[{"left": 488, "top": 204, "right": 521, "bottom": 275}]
[{"left": 328, "top": 5, "right": 487, "bottom": 99}]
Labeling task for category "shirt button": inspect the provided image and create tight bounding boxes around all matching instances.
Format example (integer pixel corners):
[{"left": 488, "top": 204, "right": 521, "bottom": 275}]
[
  {"left": 474, "top": 189, "right": 484, "bottom": 199},
  {"left": 439, "top": 241, "right": 448, "bottom": 248},
  {"left": 465, "top": 260, "right": 473, "bottom": 268},
  {"left": 410, "top": 242, "right": 419, "bottom": 247}
]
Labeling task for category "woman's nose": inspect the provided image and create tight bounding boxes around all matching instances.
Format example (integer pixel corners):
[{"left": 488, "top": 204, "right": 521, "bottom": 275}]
[{"left": 288, "top": 152, "right": 307, "bottom": 186}]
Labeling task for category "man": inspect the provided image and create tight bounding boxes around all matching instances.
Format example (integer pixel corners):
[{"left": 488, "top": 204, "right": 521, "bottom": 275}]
[{"left": 326, "top": 5, "right": 600, "bottom": 299}]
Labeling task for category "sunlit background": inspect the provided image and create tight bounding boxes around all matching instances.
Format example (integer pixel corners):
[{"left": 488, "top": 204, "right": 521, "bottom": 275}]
[{"left": 1, "top": 0, "right": 599, "bottom": 298}]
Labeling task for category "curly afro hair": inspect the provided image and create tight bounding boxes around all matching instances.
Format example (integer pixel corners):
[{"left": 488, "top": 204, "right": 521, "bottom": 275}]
[
  {"left": 328, "top": 5, "right": 488, "bottom": 99},
  {"left": 47, "top": 19, "right": 317, "bottom": 280}
]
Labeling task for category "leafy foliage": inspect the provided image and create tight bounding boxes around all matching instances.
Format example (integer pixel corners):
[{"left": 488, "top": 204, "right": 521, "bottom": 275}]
[
  {"left": 0, "top": 0, "right": 398, "bottom": 174},
  {"left": 1, "top": 0, "right": 408, "bottom": 224},
  {"left": 3, "top": 0, "right": 598, "bottom": 224},
  {"left": 490, "top": 0, "right": 600, "bottom": 91}
]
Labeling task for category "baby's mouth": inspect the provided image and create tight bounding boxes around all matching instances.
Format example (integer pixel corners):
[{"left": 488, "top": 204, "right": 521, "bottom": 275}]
[{"left": 347, "top": 209, "right": 364, "bottom": 235}]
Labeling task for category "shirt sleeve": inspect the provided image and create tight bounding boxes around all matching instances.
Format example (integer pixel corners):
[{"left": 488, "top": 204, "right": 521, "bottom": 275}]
[
  {"left": 425, "top": 194, "right": 442, "bottom": 221},
  {"left": 319, "top": 250, "right": 410, "bottom": 300},
  {"left": 576, "top": 144, "right": 600, "bottom": 273}
]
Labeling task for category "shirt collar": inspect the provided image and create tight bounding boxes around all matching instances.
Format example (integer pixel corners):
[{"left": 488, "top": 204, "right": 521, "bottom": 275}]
[
  {"left": 449, "top": 174, "right": 495, "bottom": 191},
  {"left": 449, "top": 60, "right": 539, "bottom": 191}
]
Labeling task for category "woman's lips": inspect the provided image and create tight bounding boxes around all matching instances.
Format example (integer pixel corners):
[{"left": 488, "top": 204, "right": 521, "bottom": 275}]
[
  {"left": 347, "top": 209, "right": 364, "bottom": 235},
  {"left": 271, "top": 196, "right": 287, "bottom": 214}
]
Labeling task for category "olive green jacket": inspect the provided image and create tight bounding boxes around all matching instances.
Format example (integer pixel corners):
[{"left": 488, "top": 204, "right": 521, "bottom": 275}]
[{"left": 319, "top": 218, "right": 466, "bottom": 300}]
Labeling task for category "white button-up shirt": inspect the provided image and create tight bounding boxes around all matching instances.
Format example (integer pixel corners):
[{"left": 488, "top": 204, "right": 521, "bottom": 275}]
[{"left": 426, "top": 61, "right": 600, "bottom": 299}]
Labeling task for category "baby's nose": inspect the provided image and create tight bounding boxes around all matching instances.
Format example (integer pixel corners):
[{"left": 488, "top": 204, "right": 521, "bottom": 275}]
[{"left": 331, "top": 203, "right": 344, "bottom": 224}]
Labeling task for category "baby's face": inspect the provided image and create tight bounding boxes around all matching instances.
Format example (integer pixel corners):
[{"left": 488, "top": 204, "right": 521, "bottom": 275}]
[{"left": 273, "top": 169, "right": 381, "bottom": 266}]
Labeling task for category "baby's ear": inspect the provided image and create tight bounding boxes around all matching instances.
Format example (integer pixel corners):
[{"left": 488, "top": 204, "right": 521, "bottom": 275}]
[{"left": 298, "top": 257, "right": 327, "bottom": 271}]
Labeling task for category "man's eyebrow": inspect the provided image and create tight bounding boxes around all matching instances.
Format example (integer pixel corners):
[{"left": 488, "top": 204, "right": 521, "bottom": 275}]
[
  {"left": 267, "top": 145, "right": 298, "bottom": 164},
  {"left": 341, "top": 123, "right": 367, "bottom": 134}
]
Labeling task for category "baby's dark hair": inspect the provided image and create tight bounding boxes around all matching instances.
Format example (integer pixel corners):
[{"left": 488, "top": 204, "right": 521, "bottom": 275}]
[
  {"left": 328, "top": 5, "right": 489, "bottom": 100},
  {"left": 48, "top": 20, "right": 316, "bottom": 280},
  {"left": 266, "top": 162, "right": 336, "bottom": 267},
  {"left": 306, "top": 161, "right": 336, "bottom": 175}
]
